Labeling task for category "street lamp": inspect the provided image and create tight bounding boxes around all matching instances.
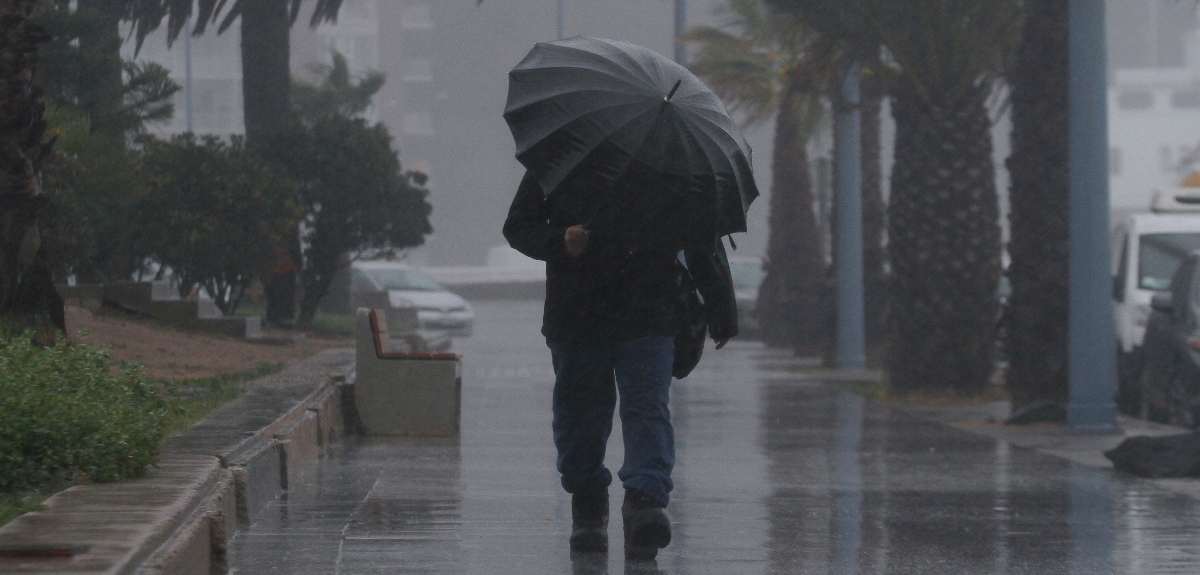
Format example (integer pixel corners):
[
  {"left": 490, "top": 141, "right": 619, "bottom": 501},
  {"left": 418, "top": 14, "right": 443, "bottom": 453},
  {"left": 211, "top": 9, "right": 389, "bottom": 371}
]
[
  {"left": 674, "top": 0, "right": 687, "bottom": 64},
  {"left": 835, "top": 65, "right": 866, "bottom": 370},
  {"left": 184, "top": 17, "right": 194, "bottom": 133},
  {"left": 557, "top": 0, "right": 565, "bottom": 40}
]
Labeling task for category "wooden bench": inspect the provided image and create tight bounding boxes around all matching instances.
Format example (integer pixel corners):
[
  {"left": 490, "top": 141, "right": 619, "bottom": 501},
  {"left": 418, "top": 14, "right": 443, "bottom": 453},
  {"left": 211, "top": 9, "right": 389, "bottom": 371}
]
[{"left": 354, "top": 308, "right": 462, "bottom": 436}]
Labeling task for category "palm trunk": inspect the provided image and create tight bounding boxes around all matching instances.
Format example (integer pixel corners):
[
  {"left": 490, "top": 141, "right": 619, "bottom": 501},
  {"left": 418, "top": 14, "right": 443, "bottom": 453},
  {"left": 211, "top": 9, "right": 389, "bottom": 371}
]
[
  {"left": 75, "top": 0, "right": 124, "bottom": 137},
  {"left": 861, "top": 75, "right": 887, "bottom": 351},
  {"left": 241, "top": 0, "right": 296, "bottom": 325},
  {"left": 240, "top": 0, "right": 291, "bottom": 136},
  {"left": 757, "top": 90, "right": 827, "bottom": 352},
  {"left": 1005, "top": 0, "right": 1069, "bottom": 408},
  {"left": 0, "top": 0, "right": 63, "bottom": 340},
  {"left": 887, "top": 84, "right": 1002, "bottom": 394},
  {"left": 295, "top": 220, "right": 344, "bottom": 331}
]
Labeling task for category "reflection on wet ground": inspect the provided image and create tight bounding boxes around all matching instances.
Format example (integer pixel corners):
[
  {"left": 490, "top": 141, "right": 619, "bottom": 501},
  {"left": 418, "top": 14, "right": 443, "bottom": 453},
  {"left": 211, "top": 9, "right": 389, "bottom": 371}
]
[{"left": 229, "top": 302, "right": 1200, "bottom": 574}]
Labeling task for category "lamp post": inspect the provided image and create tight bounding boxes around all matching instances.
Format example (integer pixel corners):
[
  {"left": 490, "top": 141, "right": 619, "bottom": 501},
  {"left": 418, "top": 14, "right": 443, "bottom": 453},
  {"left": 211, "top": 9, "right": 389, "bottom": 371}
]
[
  {"left": 557, "top": 0, "right": 565, "bottom": 40},
  {"left": 674, "top": 0, "right": 687, "bottom": 64},
  {"left": 184, "top": 17, "right": 194, "bottom": 133},
  {"left": 834, "top": 65, "right": 866, "bottom": 369},
  {"left": 1067, "top": 0, "right": 1117, "bottom": 433}
]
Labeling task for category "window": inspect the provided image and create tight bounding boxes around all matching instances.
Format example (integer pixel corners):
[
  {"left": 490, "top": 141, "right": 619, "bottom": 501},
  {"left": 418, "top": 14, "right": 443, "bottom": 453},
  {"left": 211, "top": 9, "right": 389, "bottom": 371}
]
[
  {"left": 401, "top": 58, "right": 433, "bottom": 83},
  {"left": 1174, "top": 90, "right": 1200, "bottom": 109},
  {"left": 1118, "top": 90, "right": 1154, "bottom": 110},
  {"left": 1171, "top": 259, "right": 1196, "bottom": 317},
  {"left": 339, "top": 0, "right": 376, "bottom": 21},
  {"left": 1138, "top": 233, "right": 1200, "bottom": 291},
  {"left": 401, "top": 5, "right": 433, "bottom": 29}
]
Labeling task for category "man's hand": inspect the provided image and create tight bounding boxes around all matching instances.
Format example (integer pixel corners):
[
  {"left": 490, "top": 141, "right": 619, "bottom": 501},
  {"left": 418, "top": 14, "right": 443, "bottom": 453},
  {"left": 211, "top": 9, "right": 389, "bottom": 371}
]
[
  {"left": 565, "top": 225, "right": 589, "bottom": 257},
  {"left": 714, "top": 338, "right": 729, "bottom": 350}
]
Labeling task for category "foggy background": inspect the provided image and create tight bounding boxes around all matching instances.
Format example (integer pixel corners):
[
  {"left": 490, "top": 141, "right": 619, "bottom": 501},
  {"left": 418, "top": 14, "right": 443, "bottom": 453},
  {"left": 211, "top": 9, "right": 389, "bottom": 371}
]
[{"left": 124, "top": 0, "right": 1200, "bottom": 266}]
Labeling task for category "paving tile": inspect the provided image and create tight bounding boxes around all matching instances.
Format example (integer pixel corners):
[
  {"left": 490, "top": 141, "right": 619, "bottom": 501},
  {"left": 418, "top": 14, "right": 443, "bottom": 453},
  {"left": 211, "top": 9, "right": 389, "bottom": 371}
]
[{"left": 228, "top": 302, "right": 1200, "bottom": 575}]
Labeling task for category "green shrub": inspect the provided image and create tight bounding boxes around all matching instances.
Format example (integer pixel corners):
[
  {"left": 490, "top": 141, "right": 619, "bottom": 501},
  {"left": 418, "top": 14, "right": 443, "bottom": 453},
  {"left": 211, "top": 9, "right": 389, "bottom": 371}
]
[{"left": 0, "top": 337, "right": 169, "bottom": 492}]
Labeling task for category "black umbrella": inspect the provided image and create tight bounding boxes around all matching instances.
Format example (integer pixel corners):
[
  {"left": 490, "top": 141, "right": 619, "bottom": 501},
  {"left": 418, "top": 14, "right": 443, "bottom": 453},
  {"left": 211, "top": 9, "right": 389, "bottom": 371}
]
[{"left": 503, "top": 36, "right": 758, "bottom": 237}]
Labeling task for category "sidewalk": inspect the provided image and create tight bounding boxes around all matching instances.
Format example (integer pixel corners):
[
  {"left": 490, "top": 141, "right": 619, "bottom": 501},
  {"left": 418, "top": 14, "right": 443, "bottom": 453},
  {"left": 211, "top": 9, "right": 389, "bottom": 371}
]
[{"left": 227, "top": 302, "right": 1200, "bottom": 575}]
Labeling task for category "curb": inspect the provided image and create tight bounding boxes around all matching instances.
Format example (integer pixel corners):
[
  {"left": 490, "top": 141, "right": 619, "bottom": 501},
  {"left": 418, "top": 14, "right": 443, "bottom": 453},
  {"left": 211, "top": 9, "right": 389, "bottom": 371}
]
[{"left": 0, "top": 349, "right": 355, "bottom": 575}]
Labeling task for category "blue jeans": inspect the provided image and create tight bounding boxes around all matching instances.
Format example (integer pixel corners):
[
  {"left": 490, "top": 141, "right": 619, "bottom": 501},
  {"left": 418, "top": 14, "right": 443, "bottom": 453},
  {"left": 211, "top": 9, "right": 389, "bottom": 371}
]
[{"left": 548, "top": 336, "right": 676, "bottom": 506}]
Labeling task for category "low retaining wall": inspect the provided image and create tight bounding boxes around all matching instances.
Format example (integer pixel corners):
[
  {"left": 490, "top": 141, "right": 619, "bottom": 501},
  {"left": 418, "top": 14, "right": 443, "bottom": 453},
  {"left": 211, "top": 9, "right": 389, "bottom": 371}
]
[{"left": 0, "top": 349, "right": 356, "bottom": 575}]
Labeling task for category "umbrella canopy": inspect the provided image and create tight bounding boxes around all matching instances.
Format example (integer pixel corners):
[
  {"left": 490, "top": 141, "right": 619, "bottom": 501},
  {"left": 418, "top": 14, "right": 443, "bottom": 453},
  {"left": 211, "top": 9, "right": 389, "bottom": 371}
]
[{"left": 504, "top": 36, "right": 758, "bottom": 236}]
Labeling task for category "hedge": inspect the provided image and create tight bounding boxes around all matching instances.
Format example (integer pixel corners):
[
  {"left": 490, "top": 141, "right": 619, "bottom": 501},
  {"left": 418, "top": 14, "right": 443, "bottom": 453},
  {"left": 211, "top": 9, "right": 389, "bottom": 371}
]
[{"left": 0, "top": 337, "right": 169, "bottom": 492}]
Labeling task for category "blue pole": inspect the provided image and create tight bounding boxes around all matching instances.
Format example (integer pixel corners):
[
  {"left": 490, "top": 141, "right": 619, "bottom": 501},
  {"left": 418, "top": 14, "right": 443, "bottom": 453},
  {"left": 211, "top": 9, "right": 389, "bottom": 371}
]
[
  {"left": 835, "top": 66, "right": 866, "bottom": 369},
  {"left": 674, "top": 0, "right": 687, "bottom": 64},
  {"left": 184, "top": 17, "right": 194, "bottom": 133},
  {"left": 557, "top": 0, "right": 565, "bottom": 40},
  {"left": 1067, "top": 0, "right": 1117, "bottom": 433}
]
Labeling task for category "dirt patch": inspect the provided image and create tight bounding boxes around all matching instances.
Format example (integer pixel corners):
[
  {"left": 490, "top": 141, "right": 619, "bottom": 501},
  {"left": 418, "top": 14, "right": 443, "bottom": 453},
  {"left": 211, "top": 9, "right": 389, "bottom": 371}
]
[{"left": 65, "top": 306, "right": 351, "bottom": 380}]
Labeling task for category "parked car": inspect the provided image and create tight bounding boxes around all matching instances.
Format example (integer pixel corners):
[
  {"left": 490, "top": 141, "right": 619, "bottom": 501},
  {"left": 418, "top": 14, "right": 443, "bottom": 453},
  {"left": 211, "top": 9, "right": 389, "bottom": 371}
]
[
  {"left": 346, "top": 261, "right": 475, "bottom": 337},
  {"left": 1138, "top": 250, "right": 1200, "bottom": 427},
  {"left": 1113, "top": 188, "right": 1200, "bottom": 413},
  {"left": 727, "top": 255, "right": 764, "bottom": 339}
]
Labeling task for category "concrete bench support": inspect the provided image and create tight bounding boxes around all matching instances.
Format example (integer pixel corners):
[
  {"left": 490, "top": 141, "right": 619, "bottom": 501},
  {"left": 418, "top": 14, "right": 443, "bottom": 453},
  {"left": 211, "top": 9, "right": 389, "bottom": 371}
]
[{"left": 355, "top": 308, "right": 462, "bottom": 436}]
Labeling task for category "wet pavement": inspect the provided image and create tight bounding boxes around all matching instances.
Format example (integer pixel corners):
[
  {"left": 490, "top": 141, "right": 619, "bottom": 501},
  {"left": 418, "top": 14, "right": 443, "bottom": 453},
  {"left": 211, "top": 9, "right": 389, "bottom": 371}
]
[{"left": 229, "top": 301, "right": 1200, "bottom": 574}]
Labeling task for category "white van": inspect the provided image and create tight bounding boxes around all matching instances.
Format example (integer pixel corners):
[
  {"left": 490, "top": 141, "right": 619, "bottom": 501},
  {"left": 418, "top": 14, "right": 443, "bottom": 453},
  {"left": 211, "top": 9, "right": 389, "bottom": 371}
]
[{"left": 1113, "top": 187, "right": 1200, "bottom": 402}]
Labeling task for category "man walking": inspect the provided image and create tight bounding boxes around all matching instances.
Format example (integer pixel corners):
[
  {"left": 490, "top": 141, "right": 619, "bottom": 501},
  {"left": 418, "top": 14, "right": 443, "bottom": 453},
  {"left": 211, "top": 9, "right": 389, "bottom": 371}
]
[{"left": 503, "top": 167, "right": 738, "bottom": 560}]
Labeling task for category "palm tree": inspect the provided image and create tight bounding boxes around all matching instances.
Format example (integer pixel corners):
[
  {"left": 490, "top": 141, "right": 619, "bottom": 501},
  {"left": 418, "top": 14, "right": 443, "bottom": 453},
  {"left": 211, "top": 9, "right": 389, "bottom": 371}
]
[
  {"left": 127, "top": 0, "right": 346, "bottom": 136},
  {"left": 122, "top": 0, "right": 346, "bottom": 325},
  {"left": 770, "top": 0, "right": 1020, "bottom": 394},
  {"left": 1005, "top": 0, "right": 1069, "bottom": 410},
  {"left": 293, "top": 51, "right": 386, "bottom": 122},
  {"left": 685, "top": 0, "right": 829, "bottom": 351},
  {"left": 0, "top": 0, "right": 65, "bottom": 340}
]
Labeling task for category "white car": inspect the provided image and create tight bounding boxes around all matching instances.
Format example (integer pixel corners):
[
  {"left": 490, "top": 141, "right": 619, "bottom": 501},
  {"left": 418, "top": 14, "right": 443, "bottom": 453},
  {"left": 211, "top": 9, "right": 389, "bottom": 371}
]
[
  {"left": 351, "top": 262, "right": 475, "bottom": 337},
  {"left": 1113, "top": 188, "right": 1200, "bottom": 409}
]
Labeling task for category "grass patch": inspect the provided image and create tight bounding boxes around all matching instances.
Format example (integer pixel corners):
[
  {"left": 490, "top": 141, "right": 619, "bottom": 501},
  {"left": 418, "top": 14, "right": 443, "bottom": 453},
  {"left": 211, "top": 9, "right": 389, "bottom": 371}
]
[
  {"left": 0, "top": 484, "right": 68, "bottom": 526},
  {"left": 160, "top": 362, "right": 286, "bottom": 435},
  {"left": 235, "top": 303, "right": 355, "bottom": 338},
  {"left": 308, "top": 312, "right": 356, "bottom": 337},
  {"left": 0, "top": 337, "right": 169, "bottom": 526}
]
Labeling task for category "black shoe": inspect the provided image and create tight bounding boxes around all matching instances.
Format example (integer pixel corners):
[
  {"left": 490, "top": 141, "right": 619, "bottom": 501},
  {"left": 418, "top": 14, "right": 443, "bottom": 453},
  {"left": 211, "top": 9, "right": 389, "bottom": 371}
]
[
  {"left": 570, "top": 485, "right": 609, "bottom": 553},
  {"left": 622, "top": 488, "right": 671, "bottom": 560}
]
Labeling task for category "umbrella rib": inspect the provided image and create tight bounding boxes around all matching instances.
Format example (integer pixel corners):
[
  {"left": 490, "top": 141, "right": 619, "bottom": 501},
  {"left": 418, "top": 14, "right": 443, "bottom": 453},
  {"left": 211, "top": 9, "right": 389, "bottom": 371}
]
[
  {"left": 512, "top": 101, "right": 655, "bottom": 156},
  {"left": 504, "top": 87, "right": 650, "bottom": 118},
  {"left": 510, "top": 64, "right": 654, "bottom": 93},
  {"left": 675, "top": 111, "right": 756, "bottom": 219},
  {"left": 535, "top": 107, "right": 661, "bottom": 192},
  {"left": 545, "top": 40, "right": 664, "bottom": 90},
  {"left": 677, "top": 107, "right": 752, "bottom": 159}
]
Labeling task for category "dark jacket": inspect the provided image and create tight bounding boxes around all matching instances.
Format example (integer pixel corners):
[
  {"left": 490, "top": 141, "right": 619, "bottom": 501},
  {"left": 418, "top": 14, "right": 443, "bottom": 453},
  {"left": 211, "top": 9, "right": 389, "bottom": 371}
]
[{"left": 503, "top": 170, "right": 737, "bottom": 345}]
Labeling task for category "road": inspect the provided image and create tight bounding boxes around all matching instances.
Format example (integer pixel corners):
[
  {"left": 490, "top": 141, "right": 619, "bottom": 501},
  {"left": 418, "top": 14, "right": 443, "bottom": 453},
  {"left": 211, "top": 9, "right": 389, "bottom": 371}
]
[{"left": 229, "top": 300, "right": 1200, "bottom": 574}]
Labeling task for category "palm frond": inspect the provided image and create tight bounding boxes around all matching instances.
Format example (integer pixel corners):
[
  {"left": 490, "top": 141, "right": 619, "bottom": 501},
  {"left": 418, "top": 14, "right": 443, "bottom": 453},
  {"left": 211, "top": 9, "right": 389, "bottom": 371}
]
[
  {"left": 129, "top": 0, "right": 346, "bottom": 51},
  {"left": 770, "top": 0, "right": 1019, "bottom": 105}
]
